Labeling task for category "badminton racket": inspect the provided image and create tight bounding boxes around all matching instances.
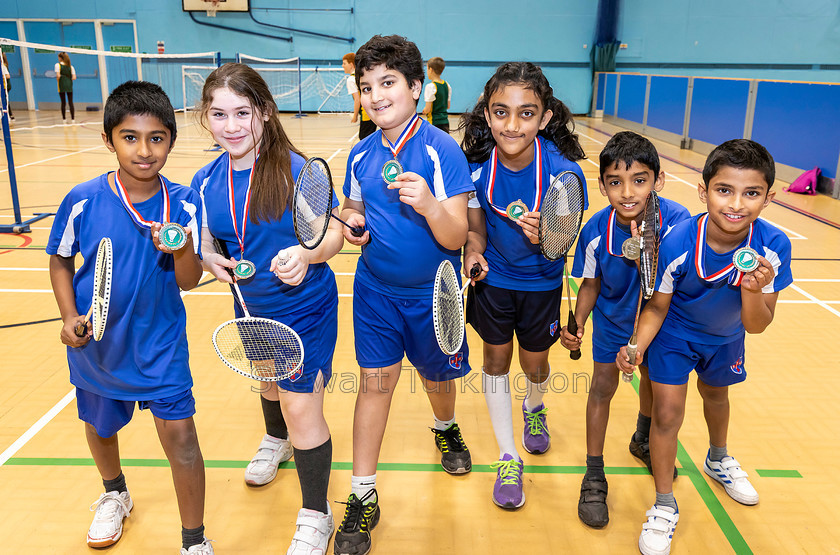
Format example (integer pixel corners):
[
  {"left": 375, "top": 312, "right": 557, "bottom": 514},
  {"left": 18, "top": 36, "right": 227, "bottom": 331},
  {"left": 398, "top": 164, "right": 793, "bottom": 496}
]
[
  {"left": 539, "top": 171, "right": 585, "bottom": 360},
  {"left": 623, "top": 190, "right": 661, "bottom": 382},
  {"left": 292, "top": 157, "right": 364, "bottom": 250},
  {"left": 74, "top": 237, "right": 112, "bottom": 341},
  {"left": 432, "top": 261, "right": 480, "bottom": 355},
  {"left": 211, "top": 238, "right": 304, "bottom": 381}
]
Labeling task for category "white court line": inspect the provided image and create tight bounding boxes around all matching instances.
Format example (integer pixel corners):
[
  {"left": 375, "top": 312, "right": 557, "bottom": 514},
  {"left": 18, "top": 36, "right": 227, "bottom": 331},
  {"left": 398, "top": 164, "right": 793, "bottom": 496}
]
[
  {"left": 0, "top": 145, "right": 102, "bottom": 174},
  {"left": 0, "top": 389, "right": 76, "bottom": 466},
  {"left": 8, "top": 121, "right": 101, "bottom": 132},
  {"left": 789, "top": 284, "right": 840, "bottom": 318},
  {"left": 325, "top": 148, "right": 343, "bottom": 163},
  {"left": 577, "top": 130, "right": 605, "bottom": 146}
]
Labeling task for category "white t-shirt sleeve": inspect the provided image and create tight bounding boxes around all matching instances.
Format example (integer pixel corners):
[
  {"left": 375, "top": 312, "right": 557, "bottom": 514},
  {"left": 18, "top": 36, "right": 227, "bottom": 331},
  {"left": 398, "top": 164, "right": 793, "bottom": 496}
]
[
  {"left": 71, "top": 65, "right": 76, "bottom": 78},
  {"left": 424, "top": 82, "right": 437, "bottom": 103},
  {"left": 346, "top": 75, "right": 358, "bottom": 96},
  {"left": 54, "top": 63, "right": 60, "bottom": 74}
]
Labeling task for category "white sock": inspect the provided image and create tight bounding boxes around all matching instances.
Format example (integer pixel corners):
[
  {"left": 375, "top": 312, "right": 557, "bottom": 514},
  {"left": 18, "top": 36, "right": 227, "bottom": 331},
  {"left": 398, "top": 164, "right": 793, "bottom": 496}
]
[
  {"left": 482, "top": 369, "right": 519, "bottom": 460},
  {"left": 524, "top": 371, "right": 550, "bottom": 412},
  {"left": 434, "top": 416, "right": 456, "bottom": 431},
  {"left": 351, "top": 474, "right": 377, "bottom": 503}
]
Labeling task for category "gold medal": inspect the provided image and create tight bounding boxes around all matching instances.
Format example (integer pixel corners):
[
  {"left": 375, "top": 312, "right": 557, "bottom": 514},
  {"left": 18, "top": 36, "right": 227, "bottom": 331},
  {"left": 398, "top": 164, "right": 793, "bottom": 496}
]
[
  {"left": 733, "top": 247, "right": 759, "bottom": 272},
  {"left": 506, "top": 199, "right": 528, "bottom": 221},
  {"left": 233, "top": 259, "right": 256, "bottom": 279},
  {"left": 622, "top": 237, "right": 641, "bottom": 260},
  {"left": 382, "top": 159, "right": 403, "bottom": 184},
  {"left": 159, "top": 222, "right": 187, "bottom": 250}
]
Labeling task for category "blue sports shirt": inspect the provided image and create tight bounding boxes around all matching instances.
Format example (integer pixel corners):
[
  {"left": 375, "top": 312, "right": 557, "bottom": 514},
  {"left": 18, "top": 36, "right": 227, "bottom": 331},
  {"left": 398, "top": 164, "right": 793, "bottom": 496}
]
[
  {"left": 468, "top": 137, "right": 587, "bottom": 291},
  {"left": 343, "top": 120, "right": 474, "bottom": 298},
  {"left": 655, "top": 214, "right": 793, "bottom": 344},
  {"left": 192, "top": 151, "right": 339, "bottom": 315},
  {"left": 572, "top": 197, "right": 690, "bottom": 341},
  {"left": 46, "top": 173, "right": 201, "bottom": 400}
]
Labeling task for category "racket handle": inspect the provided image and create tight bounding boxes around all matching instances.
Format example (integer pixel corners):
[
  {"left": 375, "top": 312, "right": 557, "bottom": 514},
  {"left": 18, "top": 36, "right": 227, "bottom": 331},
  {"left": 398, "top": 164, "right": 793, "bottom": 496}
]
[
  {"left": 331, "top": 213, "right": 365, "bottom": 237},
  {"left": 567, "top": 311, "right": 581, "bottom": 360},
  {"left": 469, "top": 263, "right": 480, "bottom": 278},
  {"left": 74, "top": 305, "right": 94, "bottom": 337},
  {"left": 624, "top": 342, "right": 638, "bottom": 382}
]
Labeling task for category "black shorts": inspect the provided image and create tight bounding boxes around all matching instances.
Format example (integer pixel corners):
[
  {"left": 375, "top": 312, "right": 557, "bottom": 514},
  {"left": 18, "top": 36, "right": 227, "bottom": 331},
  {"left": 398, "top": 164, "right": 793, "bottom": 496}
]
[
  {"left": 466, "top": 281, "right": 564, "bottom": 352},
  {"left": 359, "top": 119, "right": 376, "bottom": 140},
  {"left": 433, "top": 122, "right": 450, "bottom": 134}
]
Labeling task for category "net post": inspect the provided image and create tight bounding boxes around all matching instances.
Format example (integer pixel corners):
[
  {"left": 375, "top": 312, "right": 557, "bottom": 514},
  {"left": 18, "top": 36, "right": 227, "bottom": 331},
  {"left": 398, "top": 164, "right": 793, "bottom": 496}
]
[
  {"left": 235, "top": 52, "right": 242, "bottom": 64},
  {"left": 215, "top": 51, "right": 222, "bottom": 67},
  {"left": 294, "top": 57, "right": 306, "bottom": 118}
]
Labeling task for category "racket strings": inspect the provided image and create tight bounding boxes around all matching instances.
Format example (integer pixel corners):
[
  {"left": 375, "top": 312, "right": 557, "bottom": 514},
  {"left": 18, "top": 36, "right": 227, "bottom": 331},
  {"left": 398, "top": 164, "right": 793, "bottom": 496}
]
[
  {"left": 214, "top": 318, "right": 303, "bottom": 380},
  {"left": 294, "top": 161, "right": 332, "bottom": 248},
  {"left": 540, "top": 173, "right": 585, "bottom": 260},
  {"left": 92, "top": 238, "right": 112, "bottom": 341},
  {"left": 638, "top": 194, "right": 660, "bottom": 299},
  {"left": 433, "top": 262, "right": 464, "bottom": 355}
]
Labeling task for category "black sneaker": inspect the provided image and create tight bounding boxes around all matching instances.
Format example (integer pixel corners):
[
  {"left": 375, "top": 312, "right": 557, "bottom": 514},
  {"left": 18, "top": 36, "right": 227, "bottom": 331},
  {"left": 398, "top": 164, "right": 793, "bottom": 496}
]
[
  {"left": 334, "top": 489, "right": 380, "bottom": 555},
  {"left": 629, "top": 433, "right": 678, "bottom": 479},
  {"left": 578, "top": 473, "right": 609, "bottom": 528},
  {"left": 432, "top": 423, "right": 472, "bottom": 474}
]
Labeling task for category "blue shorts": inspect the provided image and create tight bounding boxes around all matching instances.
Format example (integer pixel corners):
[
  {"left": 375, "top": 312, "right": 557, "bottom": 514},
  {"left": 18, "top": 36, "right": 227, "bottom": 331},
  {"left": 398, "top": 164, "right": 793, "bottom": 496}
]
[
  {"left": 647, "top": 330, "right": 747, "bottom": 387},
  {"left": 353, "top": 279, "right": 470, "bottom": 382},
  {"left": 76, "top": 387, "right": 196, "bottom": 439},
  {"left": 239, "top": 293, "right": 338, "bottom": 393}
]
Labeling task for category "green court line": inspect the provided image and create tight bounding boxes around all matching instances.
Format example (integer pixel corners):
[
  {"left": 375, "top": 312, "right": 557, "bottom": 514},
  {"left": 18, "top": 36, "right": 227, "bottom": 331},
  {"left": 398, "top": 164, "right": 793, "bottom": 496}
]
[{"left": 755, "top": 469, "right": 802, "bottom": 478}]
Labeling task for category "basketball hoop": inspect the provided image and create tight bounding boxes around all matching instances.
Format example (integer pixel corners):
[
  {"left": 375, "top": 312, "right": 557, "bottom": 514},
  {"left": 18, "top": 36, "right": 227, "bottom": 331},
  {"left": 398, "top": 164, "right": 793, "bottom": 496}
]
[{"left": 205, "top": 0, "right": 219, "bottom": 17}]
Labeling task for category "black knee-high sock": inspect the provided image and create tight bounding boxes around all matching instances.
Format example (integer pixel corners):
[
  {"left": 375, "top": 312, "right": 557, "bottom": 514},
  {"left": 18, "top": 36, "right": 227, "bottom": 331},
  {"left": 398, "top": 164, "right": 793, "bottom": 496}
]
[
  {"left": 103, "top": 472, "right": 127, "bottom": 494},
  {"left": 635, "top": 412, "right": 652, "bottom": 441},
  {"left": 260, "top": 395, "right": 288, "bottom": 439},
  {"left": 294, "top": 438, "right": 332, "bottom": 514}
]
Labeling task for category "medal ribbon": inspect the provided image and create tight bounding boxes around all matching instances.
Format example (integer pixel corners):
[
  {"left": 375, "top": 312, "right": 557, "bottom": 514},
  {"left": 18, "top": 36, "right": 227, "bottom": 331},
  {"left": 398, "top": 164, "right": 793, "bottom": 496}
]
[
  {"left": 694, "top": 213, "right": 754, "bottom": 285},
  {"left": 485, "top": 137, "right": 543, "bottom": 218},
  {"left": 227, "top": 151, "right": 258, "bottom": 259},
  {"left": 605, "top": 203, "right": 663, "bottom": 257},
  {"left": 385, "top": 112, "right": 421, "bottom": 159},
  {"left": 113, "top": 170, "right": 169, "bottom": 229}
]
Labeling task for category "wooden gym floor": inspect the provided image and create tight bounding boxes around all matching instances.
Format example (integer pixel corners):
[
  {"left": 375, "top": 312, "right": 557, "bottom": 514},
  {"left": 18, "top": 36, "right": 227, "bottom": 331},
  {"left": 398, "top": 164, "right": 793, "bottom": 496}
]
[{"left": 1, "top": 111, "right": 838, "bottom": 554}]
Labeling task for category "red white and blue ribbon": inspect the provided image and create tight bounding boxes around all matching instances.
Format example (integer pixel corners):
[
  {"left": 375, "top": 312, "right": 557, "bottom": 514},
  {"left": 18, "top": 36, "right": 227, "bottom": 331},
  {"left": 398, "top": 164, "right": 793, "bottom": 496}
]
[
  {"left": 227, "top": 151, "right": 258, "bottom": 258},
  {"left": 113, "top": 170, "right": 169, "bottom": 229},
  {"left": 385, "top": 112, "right": 421, "bottom": 159},
  {"left": 694, "top": 213, "right": 754, "bottom": 285},
  {"left": 485, "top": 137, "right": 543, "bottom": 218},
  {"left": 605, "top": 204, "right": 663, "bottom": 258}
]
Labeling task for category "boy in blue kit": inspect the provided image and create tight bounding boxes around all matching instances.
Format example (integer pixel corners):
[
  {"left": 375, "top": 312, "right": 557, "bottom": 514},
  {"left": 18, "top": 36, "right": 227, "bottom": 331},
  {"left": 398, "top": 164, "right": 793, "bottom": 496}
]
[
  {"left": 615, "top": 139, "right": 793, "bottom": 555},
  {"left": 47, "top": 81, "right": 213, "bottom": 554},
  {"left": 335, "top": 35, "right": 474, "bottom": 555},
  {"left": 560, "top": 131, "right": 689, "bottom": 528}
]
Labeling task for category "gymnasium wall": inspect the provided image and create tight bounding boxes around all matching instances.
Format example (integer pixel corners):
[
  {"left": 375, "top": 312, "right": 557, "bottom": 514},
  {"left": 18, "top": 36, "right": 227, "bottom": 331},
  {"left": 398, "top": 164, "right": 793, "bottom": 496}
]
[{"left": 1, "top": 0, "right": 838, "bottom": 115}]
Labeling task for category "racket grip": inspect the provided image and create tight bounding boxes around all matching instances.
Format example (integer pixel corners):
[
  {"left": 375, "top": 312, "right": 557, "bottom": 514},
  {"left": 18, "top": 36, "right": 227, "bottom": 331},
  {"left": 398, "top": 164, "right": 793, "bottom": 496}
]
[
  {"left": 469, "top": 263, "right": 481, "bottom": 278},
  {"left": 350, "top": 225, "right": 365, "bottom": 238},
  {"left": 74, "top": 321, "right": 88, "bottom": 337},
  {"left": 567, "top": 313, "right": 581, "bottom": 360},
  {"left": 624, "top": 343, "right": 638, "bottom": 382}
]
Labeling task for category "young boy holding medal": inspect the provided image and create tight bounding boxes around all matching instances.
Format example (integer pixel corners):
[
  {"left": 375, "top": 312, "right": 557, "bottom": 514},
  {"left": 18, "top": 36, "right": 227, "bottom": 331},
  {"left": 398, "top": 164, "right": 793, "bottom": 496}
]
[
  {"left": 47, "top": 81, "right": 213, "bottom": 554},
  {"left": 560, "top": 131, "right": 690, "bottom": 528},
  {"left": 335, "top": 35, "right": 474, "bottom": 555},
  {"left": 615, "top": 139, "right": 793, "bottom": 555}
]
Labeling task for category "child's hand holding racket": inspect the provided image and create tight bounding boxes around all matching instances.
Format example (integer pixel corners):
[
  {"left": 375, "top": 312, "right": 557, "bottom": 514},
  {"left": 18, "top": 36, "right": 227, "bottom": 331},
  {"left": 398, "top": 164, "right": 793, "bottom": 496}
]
[
  {"left": 616, "top": 345, "right": 642, "bottom": 375},
  {"left": 559, "top": 321, "right": 584, "bottom": 352},
  {"left": 463, "top": 252, "right": 488, "bottom": 282},
  {"left": 270, "top": 246, "right": 309, "bottom": 286},
  {"left": 740, "top": 255, "right": 774, "bottom": 293},
  {"left": 388, "top": 171, "right": 436, "bottom": 216},
  {"left": 517, "top": 211, "right": 541, "bottom": 244},
  {"left": 63, "top": 315, "right": 92, "bottom": 347},
  {"left": 342, "top": 212, "right": 369, "bottom": 246},
  {"left": 205, "top": 250, "right": 237, "bottom": 284}
]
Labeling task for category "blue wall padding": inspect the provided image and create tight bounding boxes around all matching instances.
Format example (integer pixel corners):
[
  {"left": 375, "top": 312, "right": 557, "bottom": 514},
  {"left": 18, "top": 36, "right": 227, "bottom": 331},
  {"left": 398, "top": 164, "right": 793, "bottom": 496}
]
[
  {"left": 751, "top": 81, "right": 840, "bottom": 179},
  {"left": 596, "top": 73, "right": 606, "bottom": 111},
  {"left": 646, "top": 76, "right": 688, "bottom": 136},
  {"left": 688, "top": 78, "right": 750, "bottom": 147},
  {"left": 616, "top": 73, "right": 646, "bottom": 124},
  {"left": 604, "top": 73, "right": 617, "bottom": 116}
]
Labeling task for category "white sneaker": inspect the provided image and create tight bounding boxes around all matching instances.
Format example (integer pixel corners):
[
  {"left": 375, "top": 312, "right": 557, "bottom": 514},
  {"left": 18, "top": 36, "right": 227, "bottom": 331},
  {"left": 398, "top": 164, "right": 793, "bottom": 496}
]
[
  {"left": 286, "top": 505, "right": 334, "bottom": 555},
  {"left": 704, "top": 453, "right": 759, "bottom": 505},
  {"left": 181, "top": 538, "right": 214, "bottom": 554},
  {"left": 638, "top": 505, "right": 679, "bottom": 555},
  {"left": 244, "top": 434, "right": 293, "bottom": 486},
  {"left": 87, "top": 490, "right": 133, "bottom": 547}
]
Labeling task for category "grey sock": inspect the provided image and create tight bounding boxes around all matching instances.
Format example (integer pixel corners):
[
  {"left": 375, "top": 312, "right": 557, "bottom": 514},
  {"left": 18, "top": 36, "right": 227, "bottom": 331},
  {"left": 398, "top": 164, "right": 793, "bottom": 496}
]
[
  {"left": 655, "top": 491, "right": 678, "bottom": 511},
  {"left": 585, "top": 454, "right": 605, "bottom": 480},
  {"left": 182, "top": 524, "right": 205, "bottom": 549},
  {"left": 709, "top": 443, "right": 728, "bottom": 461},
  {"left": 102, "top": 472, "right": 127, "bottom": 494},
  {"left": 636, "top": 412, "right": 652, "bottom": 439},
  {"left": 294, "top": 437, "right": 332, "bottom": 514},
  {"left": 260, "top": 395, "right": 288, "bottom": 440}
]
